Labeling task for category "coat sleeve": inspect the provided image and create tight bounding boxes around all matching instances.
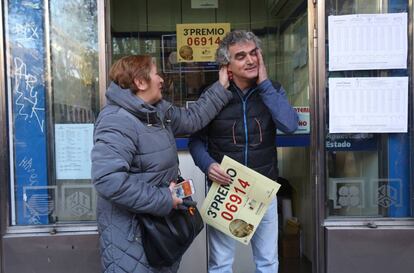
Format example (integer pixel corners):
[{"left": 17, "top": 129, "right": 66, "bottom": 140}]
[
  {"left": 257, "top": 79, "right": 299, "bottom": 134},
  {"left": 91, "top": 113, "right": 173, "bottom": 216},
  {"left": 188, "top": 128, "right": 216, "bottom": 175},
  {"left": 168, "top": 81, "right": 232, "bottom": 136}
]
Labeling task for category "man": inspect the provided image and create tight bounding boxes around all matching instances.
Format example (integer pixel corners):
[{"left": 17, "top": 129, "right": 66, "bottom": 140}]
[{"left": 188, "top": 30, "right": 298, "bottom": 273}]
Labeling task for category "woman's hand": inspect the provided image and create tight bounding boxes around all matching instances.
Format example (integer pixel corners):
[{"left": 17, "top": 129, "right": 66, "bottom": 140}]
[
  {"left": 219, "top": 65, "right": 230, "bottom": 89},
  {"left": 169, "top": 181, "right": 183, "bottom": 208}
]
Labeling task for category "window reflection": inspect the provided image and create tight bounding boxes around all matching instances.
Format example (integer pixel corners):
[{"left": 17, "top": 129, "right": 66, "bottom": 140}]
[{"left": 48, "top": 0, "right": 99, "bottom": 223}]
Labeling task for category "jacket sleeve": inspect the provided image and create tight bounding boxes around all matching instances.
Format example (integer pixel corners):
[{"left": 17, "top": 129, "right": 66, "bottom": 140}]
[
  {"left": 258, "top": 79, "right": 299, "bottom": 134},
  {"left": 91, "top": 113, "right": 173, "bottom": 216},
  {"left": 168, "top": 81, "right": 232, "bottom": 136},
  {"left": 188, "top": 128, "right": 216, "bottom": 175}
]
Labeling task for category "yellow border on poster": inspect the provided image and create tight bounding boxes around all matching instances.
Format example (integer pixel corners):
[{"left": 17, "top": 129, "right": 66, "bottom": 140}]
[
  {"left": 200, "top": 156, "right": 280, "bottom": 245},
  {"left": 176, "top": 23, "right": 230, "bottom": 62}
]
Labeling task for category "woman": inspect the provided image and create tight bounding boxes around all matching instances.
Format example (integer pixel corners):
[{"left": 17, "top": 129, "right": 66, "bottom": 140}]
[{"left": 91, "top": 55, "right": 231, "bottom": 273}]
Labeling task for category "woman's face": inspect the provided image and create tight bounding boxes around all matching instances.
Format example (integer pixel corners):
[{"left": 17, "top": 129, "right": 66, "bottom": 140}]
[
  {"left": 146, "top": 64, "right": 164, "bottom": 104},
  {"left": 136, "top": 63, "right": 164, "bottom": 104}
]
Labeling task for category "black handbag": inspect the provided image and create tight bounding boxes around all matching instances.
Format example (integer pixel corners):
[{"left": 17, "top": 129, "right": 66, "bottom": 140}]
[{"left": 139, "top": 197, "right": 204, "bottom": 267}]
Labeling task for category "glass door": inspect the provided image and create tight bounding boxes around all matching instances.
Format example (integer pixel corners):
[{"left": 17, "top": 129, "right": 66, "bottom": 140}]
[
  {"left": 325, "top": 0, "right": 412, "bottom": 220},
  {"left": 315, "top": 0, "right": 414, "bottom": 272},
  {"left": 108, "top": 1, "right": 313, "bottom": 272}
]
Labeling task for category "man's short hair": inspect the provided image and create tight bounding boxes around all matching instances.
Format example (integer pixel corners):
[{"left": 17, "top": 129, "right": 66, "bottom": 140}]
[{"left": 216, "top": 30, "right": 262, "bottom": 65}]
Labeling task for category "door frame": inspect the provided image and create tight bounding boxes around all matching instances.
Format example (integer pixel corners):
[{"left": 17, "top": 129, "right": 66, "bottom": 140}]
[
  {"left": 0, "top": 1, "right": 9, "bottom": 271},
  {"left": 311, "top": 1, "right": 414, "bottom": 273},
  {"left": 308, "top": 0, "right": 326, "bottom": 272}
]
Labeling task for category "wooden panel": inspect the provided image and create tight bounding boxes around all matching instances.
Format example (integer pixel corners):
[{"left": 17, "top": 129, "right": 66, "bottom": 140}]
[
  {"left": 182, "top": 0, "right": 216, "bottom": 23},
  {"left": 251, "top": 0, "right": 267, "bottom": 30},
  {"left": 111, "top": 0, "right": 147, "bottom": 32},
  {"left": 148, "top": 0, "right": 181, "bottom": 31},
  {"left": 216, "top": 0, "right": 250, "bottom": 30}
]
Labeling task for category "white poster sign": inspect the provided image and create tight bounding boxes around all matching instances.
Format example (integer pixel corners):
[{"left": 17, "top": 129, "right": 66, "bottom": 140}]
[
  {"left": 328, "top": 13, "right": 407, "bottom": 71},
  {"left": 329, "top": 77, "right": 408, "bottom": 133},
  {"left": 294, "top": 106, "right": 310, "bottom": 134},
  {"left": 55, "top": 124, "right": 94, "bottom": 179}
]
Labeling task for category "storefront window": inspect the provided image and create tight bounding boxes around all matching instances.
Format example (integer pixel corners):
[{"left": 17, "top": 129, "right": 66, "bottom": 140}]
[
  {"left": 110, "top": 0, "right": 309, "bottom": 111},
  {"left": 5, "top": 0, "right": 100, "bottom": 225},
  {"left": 271, "top": 2, "right": 311, "bottom": 243},
  {"left": 111, "top": 0, "right": 226, "bottom": 108},
  {"left": 325, "top": 0, "right": 411, "bottom": 217},
  {"left": 275, "top": 12, "right": 309, "bottom": 109}
]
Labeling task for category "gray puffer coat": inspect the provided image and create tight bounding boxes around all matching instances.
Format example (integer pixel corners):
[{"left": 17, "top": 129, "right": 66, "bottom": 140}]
[{"left": 91, "top": 81, "right": 232, "bottom": 273}]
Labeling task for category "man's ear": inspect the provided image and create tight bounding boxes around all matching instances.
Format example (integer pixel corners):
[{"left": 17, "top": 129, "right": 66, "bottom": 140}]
[{"left": 134, "top": 78, "right": 148, "bottom": 91}]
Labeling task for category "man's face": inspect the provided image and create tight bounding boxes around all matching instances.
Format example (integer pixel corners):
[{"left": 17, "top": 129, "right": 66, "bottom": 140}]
[{"left": 227, "top": 41, "right": 259, "bottom": 84}]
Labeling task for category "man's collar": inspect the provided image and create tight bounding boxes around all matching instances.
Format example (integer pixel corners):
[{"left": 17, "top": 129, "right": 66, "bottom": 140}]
[
  {"left": 230, "top": 80, "right": 256, "bottom": 90},
  {"left": 230, "top": 81, "right": 257, "bottom": 96}
]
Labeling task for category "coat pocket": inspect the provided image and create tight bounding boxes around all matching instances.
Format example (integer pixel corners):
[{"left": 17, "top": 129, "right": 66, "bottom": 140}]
[{"left": 127, "top": 214, "right": 139, "bottom": 242}]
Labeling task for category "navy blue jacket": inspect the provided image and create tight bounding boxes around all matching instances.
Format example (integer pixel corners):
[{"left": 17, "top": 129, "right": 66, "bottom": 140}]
[{"left": 189, "top": 79, "right": 298, "bottom": 180}]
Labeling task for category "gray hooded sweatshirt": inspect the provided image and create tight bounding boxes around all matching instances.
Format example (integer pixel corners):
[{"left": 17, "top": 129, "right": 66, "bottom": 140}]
[{"left": 91, "top": 81, "right": 232, "bottom": 273}]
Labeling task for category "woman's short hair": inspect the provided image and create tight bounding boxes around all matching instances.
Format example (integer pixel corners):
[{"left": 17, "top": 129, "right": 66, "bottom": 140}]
[
  {"left": 109, "top": 55, "right": 153, "bottom": 93},
  {"left": 216, "top": 30, "right": 262, "bottom": 65}
]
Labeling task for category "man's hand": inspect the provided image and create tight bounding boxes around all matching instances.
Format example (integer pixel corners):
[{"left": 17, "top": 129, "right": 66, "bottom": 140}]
[
  {"left": 169, "top": 181, "right": 183, "bottom": 208},
  {"left": 256, "top": 50, "right": 268, "bottom": 84},
  {"left": 219, "top": 65, "right": 230, "bottom": 89},
  {"left": 208, "top": 163, "right": 232, "bottom": 185}
]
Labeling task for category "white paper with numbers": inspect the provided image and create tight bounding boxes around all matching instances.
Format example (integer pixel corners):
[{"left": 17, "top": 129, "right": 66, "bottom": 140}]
[
  {"left": 328, "top": 13, "right": 407, "bottom": 71},
  {"left": 329, "top": 77, "right": 408, "bottom": 133}
]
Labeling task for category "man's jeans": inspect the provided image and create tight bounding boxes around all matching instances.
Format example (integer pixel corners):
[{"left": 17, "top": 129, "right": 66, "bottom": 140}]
[{"left": 207, "top": 198, "right": 279, "bottom": 273}]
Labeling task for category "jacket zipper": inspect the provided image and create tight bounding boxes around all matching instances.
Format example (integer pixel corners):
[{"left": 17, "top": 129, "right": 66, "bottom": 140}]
[
  {"left": 242, "top": 101, "right": 248, "bottom": 165},
  {"left": 234, "top": 85, "right": 257, "bottom": 166},
  {"left": 158, "top": 104, "right": 173, "bottom": 129}
]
